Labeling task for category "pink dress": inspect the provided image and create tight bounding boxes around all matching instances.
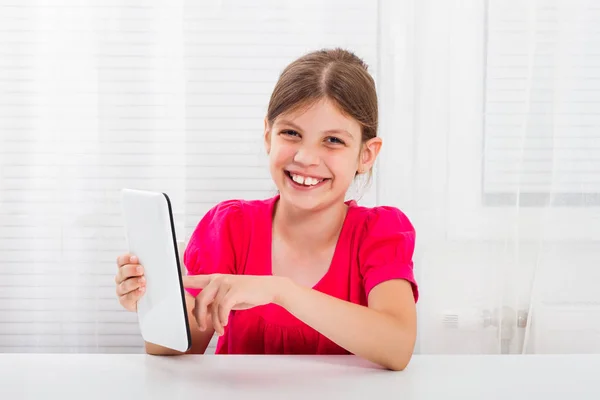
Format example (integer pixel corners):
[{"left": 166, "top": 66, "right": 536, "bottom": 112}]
[{"left": 183, "top": 195, "right": 418, "bottom": 355}]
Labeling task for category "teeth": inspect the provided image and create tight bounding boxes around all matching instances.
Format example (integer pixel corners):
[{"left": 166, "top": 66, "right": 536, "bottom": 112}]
[
  {"left": 292, "top": 174, "right": 305, "bottom": 185},
  {"left": 290, "top": 173, "right": 323, "bottom": 186}
]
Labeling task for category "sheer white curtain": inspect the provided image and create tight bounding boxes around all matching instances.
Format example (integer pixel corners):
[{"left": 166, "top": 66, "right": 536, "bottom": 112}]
[
  {"left": 379, "top": 0, "right": 600, "bottom": 354},
  {"left": 2, "top": 0, "right": 599, "bottom": 355},
  {"left": 0, "top": 0, "right": 378, "bottom": 353},
  {"left": 0, "top": 1, "right": 189, "bottom": 353}
]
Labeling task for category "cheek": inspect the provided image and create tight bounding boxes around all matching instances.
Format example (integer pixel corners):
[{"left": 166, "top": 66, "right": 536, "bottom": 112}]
[
  {"left": 326, "top": 152, "right": 359, "bottom": 179},
  {"left": 269, "top": 141, "right": 295, "bottom": 166}
]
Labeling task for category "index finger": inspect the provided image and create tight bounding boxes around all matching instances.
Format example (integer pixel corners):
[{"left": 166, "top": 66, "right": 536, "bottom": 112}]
[
  {"left": 116, "top": 254, "right": 131, "bottom": 267},
  {"left": 117, "top": 254, "right": 138, "bottom": 267},
  {"left": 182, "top": 274, "right": 213, "bottom": 289}
]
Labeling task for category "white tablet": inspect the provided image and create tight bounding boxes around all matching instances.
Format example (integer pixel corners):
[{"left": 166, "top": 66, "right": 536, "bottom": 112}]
[{"left": 121, "top": 188, "right": 191, "bottom": 353}]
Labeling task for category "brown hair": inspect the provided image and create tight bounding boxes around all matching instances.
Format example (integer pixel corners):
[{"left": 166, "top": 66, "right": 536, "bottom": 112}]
[{"left": 266, "top": 48, "right": 378, "bottom": 144}]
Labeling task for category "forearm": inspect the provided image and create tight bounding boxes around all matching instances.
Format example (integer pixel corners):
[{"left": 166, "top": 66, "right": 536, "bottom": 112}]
[
  {"left": 144, "top": 331, "right": 214, "bottom": 356},
  {"left": 274, "top": 279, "right": 416, "bottom": 371}
]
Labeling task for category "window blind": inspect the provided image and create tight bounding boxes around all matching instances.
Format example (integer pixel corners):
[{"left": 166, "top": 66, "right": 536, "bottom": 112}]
[
  {"left": 483, "top": 0, "right": 600, "bottom": 206},
  {"left": 0, "top": 0, "right": 378, "bottom": 353}
]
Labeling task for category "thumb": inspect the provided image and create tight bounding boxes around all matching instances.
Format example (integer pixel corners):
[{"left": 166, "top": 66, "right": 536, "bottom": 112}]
[{"left": 182, "top": 274, "right": 212, "bottom": 289}]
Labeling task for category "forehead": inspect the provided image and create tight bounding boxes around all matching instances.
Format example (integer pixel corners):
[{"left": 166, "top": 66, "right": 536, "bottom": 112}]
[{"left": 275, "top": 98, "right": 361, "bottom": 134}]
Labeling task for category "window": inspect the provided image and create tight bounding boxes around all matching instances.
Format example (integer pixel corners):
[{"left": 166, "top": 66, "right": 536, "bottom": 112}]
[{"left": 483, "top": 0, "right": 600, "bottom": 207}]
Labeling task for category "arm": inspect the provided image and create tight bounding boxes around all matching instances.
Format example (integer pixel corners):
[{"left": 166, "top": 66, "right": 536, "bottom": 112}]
[
  {"left": 145, "top": 293, "right": 215, "bottom": 355},
  {"left": 275, "top": 278, "right": 417, "bottom": 371},
  {"left": 182, "top": 273, "right": 417, "bottom": 369}
]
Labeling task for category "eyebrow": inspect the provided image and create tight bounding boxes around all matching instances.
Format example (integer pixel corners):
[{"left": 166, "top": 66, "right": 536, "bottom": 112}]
[{"left": 278, "top": 119, "right": 355, "bottom": 139}]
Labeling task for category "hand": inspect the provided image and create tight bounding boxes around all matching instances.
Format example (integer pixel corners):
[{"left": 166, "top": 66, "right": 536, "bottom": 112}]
[
  {"left": 115, "top": 254, "right": 146, "bottom": 312},
  {"left": 182, "top": 274, "right": 286, "bottom": 336}
]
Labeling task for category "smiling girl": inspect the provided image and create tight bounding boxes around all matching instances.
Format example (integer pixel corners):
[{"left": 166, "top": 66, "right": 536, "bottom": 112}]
[{"left": 115, "top": 48, "right": 419, "bottom": 371}]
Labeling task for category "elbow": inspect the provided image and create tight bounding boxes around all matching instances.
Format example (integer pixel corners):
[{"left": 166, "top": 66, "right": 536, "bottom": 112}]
[
  {"left": 378, "top": 334, "right": 415, "bottom": 371},
  {"left": 380, "top": 339, "right": 415, "bottom": 371},
  {"left": 386, "top": 359, "right": 410, "bottom": 372},
  {"left": 383, "top": 352, "right": 413, "bottom": 371},
  {"left": 385, "top": 324, "right": 417, "bottom": 371}
]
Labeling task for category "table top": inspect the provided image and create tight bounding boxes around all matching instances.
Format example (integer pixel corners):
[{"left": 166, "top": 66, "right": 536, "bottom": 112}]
[{"left": 0, "top": 353, "right": 598, "bottom": 399}]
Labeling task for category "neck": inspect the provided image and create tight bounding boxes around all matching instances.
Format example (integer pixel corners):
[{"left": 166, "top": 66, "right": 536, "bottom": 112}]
[{"left": 272, "top": 197, "right": 349, "bottom": 249}]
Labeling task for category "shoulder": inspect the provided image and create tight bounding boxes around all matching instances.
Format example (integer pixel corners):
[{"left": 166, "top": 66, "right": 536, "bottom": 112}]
[
  {"left": 348, "top": 203, "right": 418, "bottom": 302},
  {"left": 183, "top": 195, "right": 277, "bottom": 278},
  {"left": 350, "top": 203, "right": 415, "bottom": 241},
  {"left": 202, "top": 198, "right": 244, "bottom": 224},
  {"left": 196, "top": 195, "right": 277, "bottom": 229},
  {"left": 187, "top": 195, "right": 277, "bottom": 247}
]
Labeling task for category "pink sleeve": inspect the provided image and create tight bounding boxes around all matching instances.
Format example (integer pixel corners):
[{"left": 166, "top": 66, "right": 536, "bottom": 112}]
[
  {"left": 183, "top": 200, "right": 245, "bottom": 297},
  {"left": 358, "top": 207, "right": 419, "bottom": 303}
]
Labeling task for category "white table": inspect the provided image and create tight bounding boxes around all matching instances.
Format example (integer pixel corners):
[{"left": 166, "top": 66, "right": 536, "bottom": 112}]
[{"left": 0, "top": 354, "right": 598, "bottom": 399}]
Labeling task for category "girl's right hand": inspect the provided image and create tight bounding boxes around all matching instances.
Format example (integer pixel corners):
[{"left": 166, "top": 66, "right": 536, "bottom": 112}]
[{"left": 115, "top": 254, "right": 146, "bottom": 312}]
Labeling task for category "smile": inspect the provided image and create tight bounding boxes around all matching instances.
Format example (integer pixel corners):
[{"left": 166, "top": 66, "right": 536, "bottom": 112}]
[{"left": 285, "top": 171, "right": 330, "bottom": 188}]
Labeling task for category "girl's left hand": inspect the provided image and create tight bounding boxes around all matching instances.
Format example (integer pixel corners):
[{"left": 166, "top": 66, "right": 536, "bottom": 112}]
[{"left": 182, "top": 274, "right": 286, "bottom": 335}]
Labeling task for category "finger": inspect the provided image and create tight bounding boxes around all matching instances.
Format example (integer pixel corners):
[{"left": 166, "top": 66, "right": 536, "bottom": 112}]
[
  {"left": 219, "top": 291, "right": 237, "bottom": 327},
  {"left": 195, "top": 278, "right": 220, "bottom": 331},
  {"left": 116, "top": 276, "right": 145, "bottom": 296},
  {"left": 119, "top": 286, "right": 145, "bottom": 310},
  {"left": 192, "top": 304, "right": 216, "bottom": 332},
  {"left": 117, "top": 254, "right": 139, "bottom": 267},
  {"left": 116, "top": 254, "right": 133, "bottom": 268},
  {"left": 183, "top": 274, "right": 214, "bottom": 289},
  {"left": 204, "top": 304, "right": 215, "bottom": 331},
  {"left": 211, "top": 298, "right": 221, "bottom": 335},
  {"left": 116, "top": 264, "right": 144, "bottom": 284},
  {"left": 212, "top": 284, "right": 230, "bottom": 335},
  {"left": 116, "top": 254, "right": 130, "bottom": 268}
]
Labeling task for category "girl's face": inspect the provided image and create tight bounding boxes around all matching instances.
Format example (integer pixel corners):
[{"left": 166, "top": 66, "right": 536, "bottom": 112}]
[{"left": 264, "top": 98, "right": 381, "bottom": 212}]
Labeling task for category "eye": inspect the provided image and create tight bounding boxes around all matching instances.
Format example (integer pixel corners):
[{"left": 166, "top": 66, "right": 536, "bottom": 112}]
[
  {"left": 326, "top": 136, "right": 345, "bottom": 145},
  {"left": 280, "top": 129, "right": 300, "bottom": 138}
]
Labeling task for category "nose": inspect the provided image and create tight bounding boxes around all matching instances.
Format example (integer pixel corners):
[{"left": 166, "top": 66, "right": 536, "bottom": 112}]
[{"left": 293, "top": 146, "right": 320, "bottom": 167}]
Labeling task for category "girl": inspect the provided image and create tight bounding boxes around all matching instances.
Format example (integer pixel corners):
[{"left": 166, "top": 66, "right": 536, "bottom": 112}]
[{"left": 114, "top": 48, "right": 418, "bottom": 371}]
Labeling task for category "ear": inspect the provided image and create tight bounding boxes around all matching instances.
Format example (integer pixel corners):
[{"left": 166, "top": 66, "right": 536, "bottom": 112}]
[
  {"left": 357, "top": 137, "right": 382, "bottom": 174},
  {"left": 264, "top": 117, "right": 271, "bottom": 154}
]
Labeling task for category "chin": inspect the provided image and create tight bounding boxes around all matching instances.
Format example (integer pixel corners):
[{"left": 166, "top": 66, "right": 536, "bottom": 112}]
[{"left": 281, "top": 191, "right": 329, "bottom": 212}]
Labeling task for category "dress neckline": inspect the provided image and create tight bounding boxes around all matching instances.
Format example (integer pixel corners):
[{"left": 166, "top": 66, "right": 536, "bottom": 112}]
[{"left": 264, "top": 194, "right": 357, "bottom": 290}]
